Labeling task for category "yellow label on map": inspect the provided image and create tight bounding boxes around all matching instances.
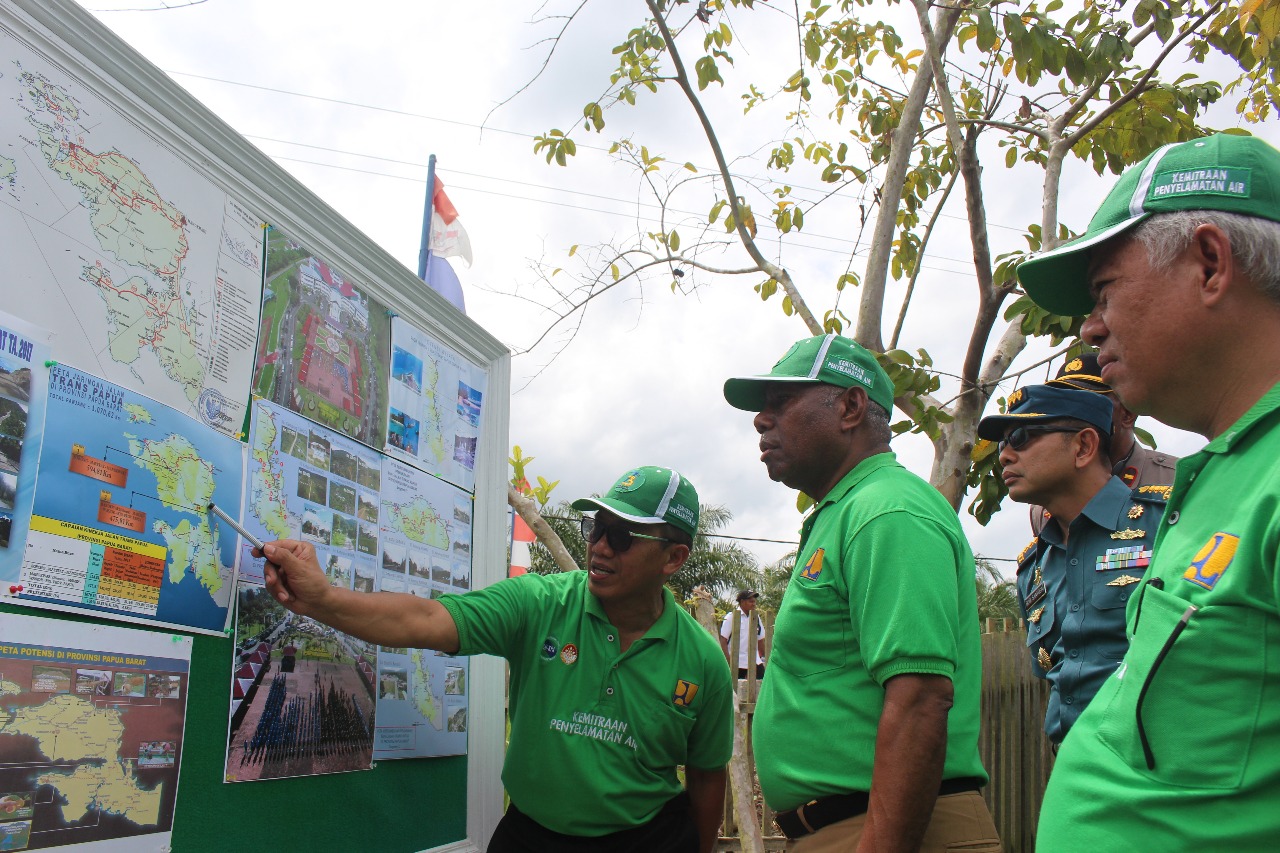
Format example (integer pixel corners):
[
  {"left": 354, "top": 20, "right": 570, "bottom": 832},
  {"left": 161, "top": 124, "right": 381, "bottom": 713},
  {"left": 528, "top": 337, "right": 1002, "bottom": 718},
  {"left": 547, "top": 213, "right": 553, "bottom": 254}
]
[{"left": 30, "top": 516, "right": 167, "bottom": 561}]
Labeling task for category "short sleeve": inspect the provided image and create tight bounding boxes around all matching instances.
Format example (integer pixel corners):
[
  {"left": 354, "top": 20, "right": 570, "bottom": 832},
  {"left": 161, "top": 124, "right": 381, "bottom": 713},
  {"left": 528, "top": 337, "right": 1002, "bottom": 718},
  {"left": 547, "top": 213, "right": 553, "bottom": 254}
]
[
  {"left": 684, "top": 657, "right": 734, "bottom": 770},
  {"left": 846, "top": 512, "right": 962, "bottom": 685},
  {"left": 437, "top": 574, "right": 539, "bottom": 658}
]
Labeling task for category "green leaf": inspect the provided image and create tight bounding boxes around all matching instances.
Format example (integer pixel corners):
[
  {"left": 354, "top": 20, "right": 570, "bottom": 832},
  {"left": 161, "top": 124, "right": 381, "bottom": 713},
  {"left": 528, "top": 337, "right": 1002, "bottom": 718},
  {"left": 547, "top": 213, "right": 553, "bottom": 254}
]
[{"left": 669, "top": 230, "right": 680, "bottom": 251}]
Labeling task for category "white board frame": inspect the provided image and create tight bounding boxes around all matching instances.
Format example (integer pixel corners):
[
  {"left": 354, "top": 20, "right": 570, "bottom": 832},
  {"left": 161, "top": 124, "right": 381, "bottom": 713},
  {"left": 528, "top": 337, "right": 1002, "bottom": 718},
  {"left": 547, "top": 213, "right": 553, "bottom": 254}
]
[{"left": 0, "top": 1, "right": 509, "bottom": 848}]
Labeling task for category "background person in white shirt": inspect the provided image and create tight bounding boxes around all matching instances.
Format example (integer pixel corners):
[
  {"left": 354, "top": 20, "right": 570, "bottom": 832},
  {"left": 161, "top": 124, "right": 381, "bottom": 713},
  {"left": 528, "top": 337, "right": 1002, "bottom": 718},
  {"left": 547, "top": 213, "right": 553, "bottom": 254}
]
[{"left": 720, "top": 590, "right": 766, "bottom": 678}]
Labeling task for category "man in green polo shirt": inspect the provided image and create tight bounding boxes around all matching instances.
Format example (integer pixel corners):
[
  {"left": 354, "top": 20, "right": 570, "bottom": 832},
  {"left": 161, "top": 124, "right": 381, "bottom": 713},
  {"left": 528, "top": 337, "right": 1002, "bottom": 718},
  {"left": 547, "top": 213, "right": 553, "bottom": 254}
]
[
  {"left": 1017, "top": 133, "right": 1280, "bottom": 851},
  {"left": 259, "top": 465, "right": 733, "bottom": 853},
  {"left": 723, "top": 335, "right": 998, "bottom": 852}
]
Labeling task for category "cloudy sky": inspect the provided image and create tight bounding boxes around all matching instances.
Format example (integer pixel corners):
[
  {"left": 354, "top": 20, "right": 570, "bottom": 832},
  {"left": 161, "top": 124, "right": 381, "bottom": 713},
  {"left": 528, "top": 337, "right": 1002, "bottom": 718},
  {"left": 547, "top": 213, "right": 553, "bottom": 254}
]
[{"left": 74, "top": 0, "right": 1273, "bottom": 575}]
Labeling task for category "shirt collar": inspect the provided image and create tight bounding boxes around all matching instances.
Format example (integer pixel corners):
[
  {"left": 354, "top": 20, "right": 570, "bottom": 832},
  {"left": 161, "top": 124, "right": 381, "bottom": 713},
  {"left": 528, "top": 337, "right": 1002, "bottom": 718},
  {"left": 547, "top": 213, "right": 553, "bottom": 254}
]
[
  {"left": 811, "top": 451, "right": 898, "bottom": 512},
  {"left": 1037, "top": 476, "right": 1130, "bottom": 546},
  {"left": 584, "top": 578, "right": 676, "bottom": 643},
  {"left": 1202, "top": 381, "right": 1280, "bottom": 455}
]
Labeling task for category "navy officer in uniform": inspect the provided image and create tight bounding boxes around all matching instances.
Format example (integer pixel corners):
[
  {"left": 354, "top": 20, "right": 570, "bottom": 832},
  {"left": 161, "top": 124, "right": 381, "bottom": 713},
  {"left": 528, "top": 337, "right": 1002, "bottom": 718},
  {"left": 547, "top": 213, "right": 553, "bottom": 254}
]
[{"left": 979, "top": 384, "right": 1166, "bottom": 745}]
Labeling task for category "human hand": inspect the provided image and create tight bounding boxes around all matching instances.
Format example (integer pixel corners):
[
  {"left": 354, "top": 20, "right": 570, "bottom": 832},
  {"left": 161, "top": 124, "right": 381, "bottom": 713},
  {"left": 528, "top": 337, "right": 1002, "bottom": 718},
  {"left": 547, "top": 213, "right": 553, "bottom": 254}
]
[{"left": 257, "top": 539, "right": 330, "bottom": 616}]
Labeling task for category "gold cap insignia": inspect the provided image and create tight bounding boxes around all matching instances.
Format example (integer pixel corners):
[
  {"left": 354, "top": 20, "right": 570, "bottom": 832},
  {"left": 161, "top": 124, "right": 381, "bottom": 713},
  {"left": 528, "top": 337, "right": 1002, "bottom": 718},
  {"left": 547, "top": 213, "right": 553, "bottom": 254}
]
[
  {"left": 1008, "top": 388, "right": 1025, "bottom": 409},
  {"left": 1111, "top": 528, "right": 1146, "bottom": 540},
  {"left": 1106, "top": 575, "right": 1143, "bottom": 587},
  {"left": 1038, "top": 647, "right": 1053, "bottom": 670},
  {"left": 1066, "top": 358, "right": 1083, "bottom": 372},
  {"left": 1128, "top": 504, "right": 1144, "bottom": 519}
]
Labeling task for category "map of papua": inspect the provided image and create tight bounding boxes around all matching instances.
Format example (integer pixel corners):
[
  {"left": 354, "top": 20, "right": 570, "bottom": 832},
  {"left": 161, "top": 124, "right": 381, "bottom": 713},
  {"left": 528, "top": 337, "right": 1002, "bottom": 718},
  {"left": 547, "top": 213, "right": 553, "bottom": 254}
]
[
  {"left": 0, "top": 675, "right": 176, "bottom": 843},
  {"left": 1, "top": 41, "right": 265, "bottom": 439},
  {"left": 21, "top": 70, "right": 204, "bottom": 404}
]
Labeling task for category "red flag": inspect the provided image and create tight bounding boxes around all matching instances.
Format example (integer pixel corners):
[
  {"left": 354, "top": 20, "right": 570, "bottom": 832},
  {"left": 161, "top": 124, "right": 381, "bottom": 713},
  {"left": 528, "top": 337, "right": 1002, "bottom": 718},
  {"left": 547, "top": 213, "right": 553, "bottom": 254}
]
[{"left": 429, "top": 179, "right": 473, "bottom": 266}]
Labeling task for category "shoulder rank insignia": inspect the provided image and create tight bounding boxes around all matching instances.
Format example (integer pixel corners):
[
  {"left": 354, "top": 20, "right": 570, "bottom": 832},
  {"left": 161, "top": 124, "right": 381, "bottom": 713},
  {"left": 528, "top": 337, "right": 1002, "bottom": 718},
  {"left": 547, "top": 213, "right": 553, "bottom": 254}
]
[
  {"left": 1106, "top": 574, "right": 1143, "bottom": 587},
  {"left": 1037, "top": 647, "right": 1053, "bottom": 670},
  {"left": 1127, "top": 503, "right": 1144, "bottom": 519},
  {"left": 1138, "top": 484, "right": 1173, "bottom": 500},
  {"left": 1111, "top": 528, "right": 1146, "bottom": 540},
  {"left": 1027, "top": 607, "right": 1044, "bottom": 624}
]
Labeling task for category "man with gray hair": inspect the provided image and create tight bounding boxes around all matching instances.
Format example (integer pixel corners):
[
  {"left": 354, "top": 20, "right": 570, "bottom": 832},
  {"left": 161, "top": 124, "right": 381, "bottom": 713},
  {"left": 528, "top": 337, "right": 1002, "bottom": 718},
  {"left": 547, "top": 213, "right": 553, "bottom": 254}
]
[{"left": 1018, "top": 133, "right": 1280, "bottom": 851}]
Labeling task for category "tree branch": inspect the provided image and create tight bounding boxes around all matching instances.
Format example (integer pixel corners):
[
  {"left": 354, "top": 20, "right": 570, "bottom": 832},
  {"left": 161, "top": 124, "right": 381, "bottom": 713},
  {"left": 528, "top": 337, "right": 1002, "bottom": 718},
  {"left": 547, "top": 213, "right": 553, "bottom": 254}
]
[
  {"left": 508, "top": 485, "right": 579, "bottom": 575},
  {"left": 646, "top": 0, "right": 821, "bottom": 333}
]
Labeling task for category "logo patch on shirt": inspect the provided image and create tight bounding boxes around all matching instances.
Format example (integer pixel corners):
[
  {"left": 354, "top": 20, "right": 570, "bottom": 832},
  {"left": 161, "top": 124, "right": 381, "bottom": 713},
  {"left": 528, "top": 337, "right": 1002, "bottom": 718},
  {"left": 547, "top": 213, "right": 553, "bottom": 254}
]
[
  {"left": 1183, "top": 532, "right": 1239, "bottom": 591},
  {"left": 673, "top": 680, "right": 699, "bottom": 707},
  {"left": 800, "top": 548, "right": 824, "bottom": 581},
  {"left": 541, "top": 636, "right": 559, "bottom": 661},
  {"left": 560, "top": 643, "right": 578, "bottom": 665}
]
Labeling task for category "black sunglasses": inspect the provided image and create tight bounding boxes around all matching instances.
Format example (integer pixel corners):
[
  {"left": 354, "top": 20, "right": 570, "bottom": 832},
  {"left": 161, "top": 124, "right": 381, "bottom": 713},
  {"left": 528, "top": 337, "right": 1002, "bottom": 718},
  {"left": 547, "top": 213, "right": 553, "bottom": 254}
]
[
  {"left": 580, "top": 516, "right": 676, "bottom": 553},
  {"left": 998, "top": 425, "right": 1080, "bottom": 454}
]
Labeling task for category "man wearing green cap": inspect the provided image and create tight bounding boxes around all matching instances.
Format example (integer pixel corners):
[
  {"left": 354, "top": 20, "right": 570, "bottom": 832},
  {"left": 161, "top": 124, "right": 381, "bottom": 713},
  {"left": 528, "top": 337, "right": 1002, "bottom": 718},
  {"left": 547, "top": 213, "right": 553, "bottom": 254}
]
[
  {"left": 258, "top": 465, "right": 733, "bottom": 853},
  {"left": 724, "top": 334, "right": 998, "bottom": 852},
  {"left": 1018, "top": 133, "right": 1280, "bottom": 850},
  {"left": 977, "top": 383, "right": 1165, "bottom": 745}
]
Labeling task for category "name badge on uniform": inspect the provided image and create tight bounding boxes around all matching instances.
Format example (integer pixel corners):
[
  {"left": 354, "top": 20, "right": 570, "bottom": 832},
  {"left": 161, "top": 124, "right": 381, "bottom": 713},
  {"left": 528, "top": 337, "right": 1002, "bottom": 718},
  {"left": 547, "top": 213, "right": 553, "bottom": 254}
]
[
  {"left": 1096, "top": 545, "right": 1152, "bottom": 571},
  {"left": 1024, "top": 582, "right": 1047, "bottom": 609}
]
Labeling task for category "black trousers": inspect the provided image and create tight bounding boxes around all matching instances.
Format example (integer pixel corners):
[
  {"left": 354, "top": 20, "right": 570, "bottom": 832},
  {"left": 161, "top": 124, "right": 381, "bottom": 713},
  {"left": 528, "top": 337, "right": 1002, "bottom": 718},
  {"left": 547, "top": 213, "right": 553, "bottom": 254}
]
[
  {"left": 736, "top": 664, "right": 765, "bottom": 679},
  {"left": 486, "top": 792, "right": 698, "bottom": 853}
]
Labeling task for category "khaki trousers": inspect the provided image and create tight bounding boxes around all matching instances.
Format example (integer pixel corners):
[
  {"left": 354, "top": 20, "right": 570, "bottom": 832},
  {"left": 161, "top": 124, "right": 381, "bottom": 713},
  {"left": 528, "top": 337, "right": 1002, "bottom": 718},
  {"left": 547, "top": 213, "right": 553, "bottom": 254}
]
[{"left": 786, "top": 790, "right": 1001, "bottom": 853}]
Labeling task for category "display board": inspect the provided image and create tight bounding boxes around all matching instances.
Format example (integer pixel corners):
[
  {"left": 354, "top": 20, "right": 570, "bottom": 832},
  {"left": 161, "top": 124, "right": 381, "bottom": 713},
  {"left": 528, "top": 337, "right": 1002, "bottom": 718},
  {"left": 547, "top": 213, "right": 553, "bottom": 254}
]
[{"left": 0, "top": 1, "right": 509, "bottom": 850}]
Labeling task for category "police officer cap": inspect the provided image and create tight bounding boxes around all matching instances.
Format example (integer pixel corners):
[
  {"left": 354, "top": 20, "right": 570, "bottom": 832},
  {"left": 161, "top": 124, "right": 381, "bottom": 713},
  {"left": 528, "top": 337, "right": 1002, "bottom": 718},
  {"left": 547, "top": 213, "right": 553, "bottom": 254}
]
[{"left": 1046, "top": 353, "right": 1111, "bottom": 395}]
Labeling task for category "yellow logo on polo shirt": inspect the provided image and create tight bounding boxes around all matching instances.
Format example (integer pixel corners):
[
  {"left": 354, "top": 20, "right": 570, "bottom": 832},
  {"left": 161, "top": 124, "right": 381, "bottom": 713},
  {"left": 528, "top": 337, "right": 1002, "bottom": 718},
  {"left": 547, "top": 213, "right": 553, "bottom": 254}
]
[
  {"left": 800, "top": 548, "right": 824, "bottom": 580},
  {"left": 1184, "top": 532, "right": 1239, "bottom": 591},
  {"left": 673, "top": 680, "right": 699, "bottom": 706}
]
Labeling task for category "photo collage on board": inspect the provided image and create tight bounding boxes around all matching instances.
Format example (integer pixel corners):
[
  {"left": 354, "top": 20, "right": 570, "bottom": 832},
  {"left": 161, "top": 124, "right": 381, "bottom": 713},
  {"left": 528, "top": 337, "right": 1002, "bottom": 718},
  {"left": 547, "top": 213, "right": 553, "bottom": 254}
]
[{"left": 0, "top": 24, "right": 488, "bottom": 836}]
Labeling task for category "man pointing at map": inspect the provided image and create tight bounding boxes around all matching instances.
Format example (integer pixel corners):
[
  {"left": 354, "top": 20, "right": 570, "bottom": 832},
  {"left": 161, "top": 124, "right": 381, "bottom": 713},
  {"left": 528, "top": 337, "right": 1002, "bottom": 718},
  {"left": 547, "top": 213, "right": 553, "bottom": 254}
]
[{"left": 259, "top": 465, "right": 732, "bottom": 853}]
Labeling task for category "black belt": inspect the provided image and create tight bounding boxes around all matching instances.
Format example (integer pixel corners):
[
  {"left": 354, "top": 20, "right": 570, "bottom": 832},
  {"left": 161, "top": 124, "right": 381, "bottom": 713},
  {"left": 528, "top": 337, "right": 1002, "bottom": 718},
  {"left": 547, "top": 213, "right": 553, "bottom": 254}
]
[{"left": 774, "top": 776, "right": 983, "bottom": 840}]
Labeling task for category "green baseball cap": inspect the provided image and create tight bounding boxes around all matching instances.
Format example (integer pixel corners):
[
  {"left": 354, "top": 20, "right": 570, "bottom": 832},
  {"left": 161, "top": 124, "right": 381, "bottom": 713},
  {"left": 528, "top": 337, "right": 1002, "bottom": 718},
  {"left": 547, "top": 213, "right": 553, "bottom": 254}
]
[
  {"left": 1019, "top": 133, "right": 1280, "bottom": 316},
  {"left": 571, "top": 466, "right": 700, "bottom": 538},
  {"left": 723, "top": 333, "right": 895, "bottom": 413}
]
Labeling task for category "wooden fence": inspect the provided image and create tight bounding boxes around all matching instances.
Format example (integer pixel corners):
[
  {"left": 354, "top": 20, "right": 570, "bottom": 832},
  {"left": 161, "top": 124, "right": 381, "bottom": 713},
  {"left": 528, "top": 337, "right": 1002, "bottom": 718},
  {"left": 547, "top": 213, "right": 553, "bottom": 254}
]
[{"left": 706, "top": 606, "right": 1052, "bottom": 852}]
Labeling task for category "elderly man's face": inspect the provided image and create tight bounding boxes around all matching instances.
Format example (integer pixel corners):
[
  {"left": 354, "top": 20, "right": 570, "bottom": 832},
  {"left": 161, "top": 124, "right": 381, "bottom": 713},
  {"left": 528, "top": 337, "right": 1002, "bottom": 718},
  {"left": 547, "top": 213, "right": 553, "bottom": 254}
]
[
  {"left": 1082, "top": 235, "right": 1200, "bottom": 421},
  {"left": 753, "top": 383, "right": 847, "bottom": 498}
]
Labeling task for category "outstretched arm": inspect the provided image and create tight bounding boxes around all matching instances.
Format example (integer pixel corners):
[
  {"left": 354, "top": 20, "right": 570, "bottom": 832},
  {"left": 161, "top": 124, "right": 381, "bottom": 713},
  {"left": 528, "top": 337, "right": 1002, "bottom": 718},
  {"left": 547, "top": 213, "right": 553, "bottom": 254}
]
[{"left": 259, "top": 540, "right": 460, "bottom": 653}]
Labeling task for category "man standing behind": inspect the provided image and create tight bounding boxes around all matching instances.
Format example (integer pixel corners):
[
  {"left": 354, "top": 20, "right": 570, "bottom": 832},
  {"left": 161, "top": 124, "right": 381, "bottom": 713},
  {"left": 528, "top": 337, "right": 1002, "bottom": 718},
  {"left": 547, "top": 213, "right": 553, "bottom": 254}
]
[
  {"left": 724, "top": 334, "right": 999, "bottom": 852},
  {"left": 259, "top": 466, "right": 732, "bottom": 853},
  {"left": 1018, "top": 133, "right": 1280, "bottom": 851},
  {"left": 720, "top": 589, "right": 766, "bottom": 679},
  {"left": 978, "top": 384, "right": 1165, "bottom": 744}
]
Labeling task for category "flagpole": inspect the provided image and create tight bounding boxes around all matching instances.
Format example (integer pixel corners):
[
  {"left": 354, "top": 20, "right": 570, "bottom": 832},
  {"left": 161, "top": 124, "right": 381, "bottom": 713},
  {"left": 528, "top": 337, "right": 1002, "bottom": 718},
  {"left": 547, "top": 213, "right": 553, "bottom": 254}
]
[{"left": 417, "top": 153, "right": 437, "bottom": 281}]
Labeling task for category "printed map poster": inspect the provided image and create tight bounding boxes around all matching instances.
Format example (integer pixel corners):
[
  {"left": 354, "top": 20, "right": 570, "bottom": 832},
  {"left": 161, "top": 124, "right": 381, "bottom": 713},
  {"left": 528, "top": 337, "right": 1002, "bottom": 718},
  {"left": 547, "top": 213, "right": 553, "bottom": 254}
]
[
  {"left": 226, "top": 582, "right": 376, "bottom": 782},
  {"left": 252, "top": 227, "right": 390, "bottom": 450},
  {"left": 373, "top": 456, "right": 469, "bottom": 758},
  {"left": 238, "top": 398, "right": 381, "bottom": 587},
  {"left": 18, "top": 365, "right": 245, "bottom": 635},
  {"left": 385, "top": 317, "right": 488, "bottom": 492},
  {"left": 0, "top": 312, "right": 50, "bottom": 586},
  {"left": 0, "top": 32, "right": 265, "bottom": 438},
  {"left": 0, "top": 611, "right": 192, "bottom": 853}
]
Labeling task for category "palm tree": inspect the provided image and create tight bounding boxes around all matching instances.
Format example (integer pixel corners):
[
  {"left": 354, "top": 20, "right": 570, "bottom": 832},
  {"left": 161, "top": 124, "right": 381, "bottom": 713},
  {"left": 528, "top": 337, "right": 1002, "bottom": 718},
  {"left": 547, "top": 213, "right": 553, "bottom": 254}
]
[{"left": 975, "top": 558, "right": 1020, "bottom": 621}]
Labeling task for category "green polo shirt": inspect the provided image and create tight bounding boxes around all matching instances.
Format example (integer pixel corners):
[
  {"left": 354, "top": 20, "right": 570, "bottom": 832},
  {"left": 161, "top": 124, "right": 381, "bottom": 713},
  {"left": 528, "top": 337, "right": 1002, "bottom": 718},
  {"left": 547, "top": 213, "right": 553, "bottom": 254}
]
[
  {"left": 753, "top": 452, "right": 988, "bottom": 811},
  {"left": 438, "top": 570, "right": 733, "bottom": 837},
  {"left": 1039, "top": 383, "right": 1280, "bottom": 851}
]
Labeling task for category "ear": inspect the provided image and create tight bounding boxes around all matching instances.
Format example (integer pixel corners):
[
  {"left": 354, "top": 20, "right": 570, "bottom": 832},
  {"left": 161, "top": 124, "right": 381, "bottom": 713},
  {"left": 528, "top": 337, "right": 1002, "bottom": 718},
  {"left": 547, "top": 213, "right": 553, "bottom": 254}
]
[
  {"left": 1190, "top": 223, "right": 1236, "bottom": 308},
  {"left": 1114, "top": 401, "right": 1138, "bottom": 430},
  {"left": 1074, "top": 427, "right": 1106, "bottom": 471},
  {"left": 838, "top": 386, "right": 870, "bottom": 432},
  {"left": 661, "top": 544, "right": 691, "bottom": 578}
]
